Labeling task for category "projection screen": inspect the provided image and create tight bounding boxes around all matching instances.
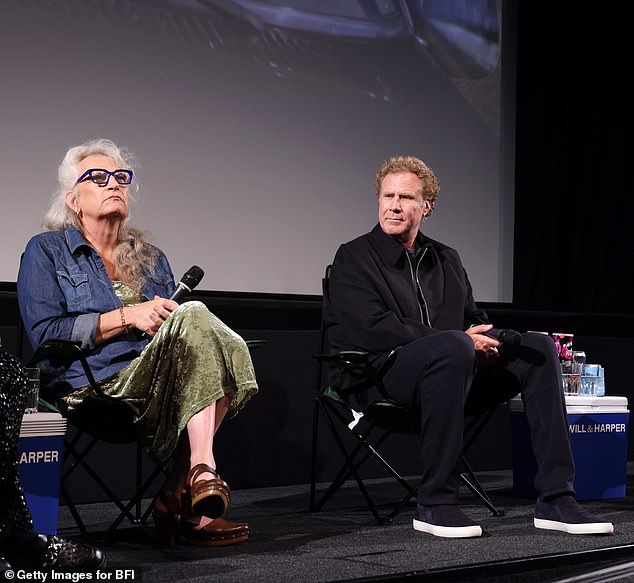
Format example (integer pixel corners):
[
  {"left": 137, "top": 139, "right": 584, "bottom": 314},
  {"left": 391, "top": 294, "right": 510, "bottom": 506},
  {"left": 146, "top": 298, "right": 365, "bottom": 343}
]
[{"left": 0, "top": 0, "right": 514, "bottom": 300}]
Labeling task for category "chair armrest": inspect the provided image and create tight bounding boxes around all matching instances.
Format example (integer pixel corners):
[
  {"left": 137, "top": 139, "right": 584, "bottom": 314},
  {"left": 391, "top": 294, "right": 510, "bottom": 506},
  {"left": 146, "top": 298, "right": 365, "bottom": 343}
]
[
  {"left": 315, "top": 349, "right": 397, "bottom": 400},
  {"left": 27, "top": 339, "right": 101, "bottom": 396},
  {"left": 37, "top": 396, "right": 61, "bottom": 413},
  {"left": 28, "top": 339, "right": 84, "bottom": 369},
  {"left": 314, "top": 350, "right": 370, "bottom": 365},
  {"left": 246, "top": 339, "right": 267, "bottom": 351}
]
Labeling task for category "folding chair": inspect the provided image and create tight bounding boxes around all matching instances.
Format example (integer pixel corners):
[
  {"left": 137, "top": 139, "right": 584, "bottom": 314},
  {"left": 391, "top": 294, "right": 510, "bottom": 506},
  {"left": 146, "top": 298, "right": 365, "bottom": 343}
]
[
  {"left": 28, "top": 339, "right": 170, "bottom": 543},
  {"left": 27, "top": 336, "right": 266, "bottom": 542},
  {"left": 309, "top": 265, "right": 504, "bottom": 524}
]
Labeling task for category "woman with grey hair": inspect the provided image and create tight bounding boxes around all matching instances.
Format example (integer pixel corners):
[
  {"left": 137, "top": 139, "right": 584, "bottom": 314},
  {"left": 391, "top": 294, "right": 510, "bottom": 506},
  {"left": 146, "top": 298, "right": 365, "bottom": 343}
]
[{"left": 17, "top": 138, "right": 258, "bottom": 547}]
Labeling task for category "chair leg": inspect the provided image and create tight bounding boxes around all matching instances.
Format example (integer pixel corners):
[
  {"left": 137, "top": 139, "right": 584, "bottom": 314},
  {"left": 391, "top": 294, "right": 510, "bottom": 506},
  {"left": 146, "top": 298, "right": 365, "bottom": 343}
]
[
  {"left": 318, "top": 400, "right": 389, "bottom": 523},
  {"left": 64, "top": 445, "right": 137, "bottom": 522},
  {"left": 61, "top": 432, "right": 168, "bottom": 541},
  {"left": 312, "top": 396, "right": 500, "bottom": 523},
  {"left": 315, "top": 399, "right": 416, "bottom": 524},
  {"left": 384, "top": 486, "right": 420, "bottom": 524},
  {"left": 134, "top": 441, "right": 142, "bottom": 522},
  {"left": 310, "top": 400, "right": 366, "bottom": 511},
  {"left": 460, "top": 456, "right": 504, "bottom": 517},
  {"left": 102, "top": 461, "right": 167, "bottom": 543},
  {"left": 59, "top": 481, "right": 90, "bottom": 541},
  {"left": 59, "top": 434, "right": 94, "bottom": 540},
  {"left": 309, "top": 395, "right": 321, "bottom": 512},
  {"left": 141, "top": 461, "right": 171, "bottom": 524},
  {"left": 327, "top": 428, "right": 393, "bottom": 495},
  {"left": 319, "top": 425, "right": 402, "bottom": 511}
]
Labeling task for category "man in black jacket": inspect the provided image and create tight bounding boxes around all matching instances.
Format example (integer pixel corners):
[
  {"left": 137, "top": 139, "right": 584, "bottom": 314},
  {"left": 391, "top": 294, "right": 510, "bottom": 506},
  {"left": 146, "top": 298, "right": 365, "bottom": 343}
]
[{"left": 324, "top": 155, "right": 613, "bottom": 538}]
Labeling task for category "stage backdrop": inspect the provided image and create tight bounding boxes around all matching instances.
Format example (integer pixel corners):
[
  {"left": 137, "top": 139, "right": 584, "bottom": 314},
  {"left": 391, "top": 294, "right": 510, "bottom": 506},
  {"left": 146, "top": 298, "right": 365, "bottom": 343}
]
[{"left": 0, "top": 0, "right": 515, "bottom": 301}]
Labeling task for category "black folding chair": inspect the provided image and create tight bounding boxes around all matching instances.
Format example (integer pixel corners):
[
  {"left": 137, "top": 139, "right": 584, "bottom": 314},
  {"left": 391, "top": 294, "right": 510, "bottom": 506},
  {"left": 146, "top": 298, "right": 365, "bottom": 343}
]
[
  {"left": 28, "top": 339, "right": 170, "bottom": 542},
  {"left": 309, "top": 265, "right": 504, "bottom": 524},
  {"left": 24, "top": 333, "right": 266, "bottom": 543}
]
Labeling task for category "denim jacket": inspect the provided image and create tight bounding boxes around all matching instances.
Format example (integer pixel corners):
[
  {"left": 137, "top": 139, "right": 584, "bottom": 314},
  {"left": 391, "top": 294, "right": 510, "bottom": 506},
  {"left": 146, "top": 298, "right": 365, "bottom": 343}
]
[{"left": 17, "top": 228, "right": 176, "bottom": 395}]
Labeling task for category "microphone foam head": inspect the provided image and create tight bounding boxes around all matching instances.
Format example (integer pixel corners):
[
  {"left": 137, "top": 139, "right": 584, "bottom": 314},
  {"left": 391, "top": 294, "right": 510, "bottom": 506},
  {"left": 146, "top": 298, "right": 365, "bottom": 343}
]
[{"left": 181, "top": 265, "right": 204, "bottom": 289}]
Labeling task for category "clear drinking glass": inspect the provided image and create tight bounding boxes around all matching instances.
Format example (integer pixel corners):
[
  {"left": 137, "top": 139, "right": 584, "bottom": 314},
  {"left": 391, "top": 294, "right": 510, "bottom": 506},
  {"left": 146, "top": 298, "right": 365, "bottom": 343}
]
[
  {"left": 572, "top": 351, "right": 586, "bottom": 375},
  {"left": 25, "top": 368, "right": 40, "bottom": 414},
  {"left": 562, "top": 375, "right": 579, "bottom": 396}
]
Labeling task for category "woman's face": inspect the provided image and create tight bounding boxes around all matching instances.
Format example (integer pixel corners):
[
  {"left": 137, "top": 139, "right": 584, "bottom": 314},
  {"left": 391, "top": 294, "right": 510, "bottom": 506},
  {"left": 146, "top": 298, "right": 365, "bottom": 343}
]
[{"left": 66, "top": 154, "right": 130, "bottom": 223}]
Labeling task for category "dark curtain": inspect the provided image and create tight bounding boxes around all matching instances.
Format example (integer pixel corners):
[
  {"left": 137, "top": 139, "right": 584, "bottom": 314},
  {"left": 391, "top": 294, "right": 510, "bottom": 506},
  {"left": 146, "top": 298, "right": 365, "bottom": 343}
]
[{"left": 513, "top": 3, "right": 632, "bottom": 314}]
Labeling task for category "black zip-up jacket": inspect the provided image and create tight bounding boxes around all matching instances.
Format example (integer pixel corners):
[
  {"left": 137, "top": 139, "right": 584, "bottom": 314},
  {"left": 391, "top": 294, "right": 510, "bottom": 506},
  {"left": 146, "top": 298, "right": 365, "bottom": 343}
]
[{"left": 324, "top": 224, "right": 489, "bottom": 374}]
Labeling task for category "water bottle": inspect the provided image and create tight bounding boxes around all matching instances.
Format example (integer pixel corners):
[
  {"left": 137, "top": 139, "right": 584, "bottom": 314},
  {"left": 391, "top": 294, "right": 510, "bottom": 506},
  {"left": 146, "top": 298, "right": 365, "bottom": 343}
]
[{"left": 596, "top": 366, "right": 605, "bottom": 397}]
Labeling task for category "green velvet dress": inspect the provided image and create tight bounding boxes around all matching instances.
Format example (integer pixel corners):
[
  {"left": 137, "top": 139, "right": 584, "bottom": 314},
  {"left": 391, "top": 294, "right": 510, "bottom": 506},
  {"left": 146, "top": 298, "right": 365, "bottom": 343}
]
[{"left": 61, "top": 283, "right": 258, "bottom": 463}]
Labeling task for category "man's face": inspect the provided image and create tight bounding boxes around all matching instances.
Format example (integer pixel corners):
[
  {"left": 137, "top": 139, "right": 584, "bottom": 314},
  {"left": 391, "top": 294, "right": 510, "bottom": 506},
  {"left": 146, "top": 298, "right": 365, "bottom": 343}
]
[{"left": 378, "top": 171, "right": 430, "bottom": 248}]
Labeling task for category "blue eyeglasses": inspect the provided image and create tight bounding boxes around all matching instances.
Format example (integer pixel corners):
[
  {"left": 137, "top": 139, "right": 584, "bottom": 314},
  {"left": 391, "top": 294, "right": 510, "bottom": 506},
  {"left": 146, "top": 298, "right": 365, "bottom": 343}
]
[{"left": 75, "top": 168, "right": 134, "bottom": 186}]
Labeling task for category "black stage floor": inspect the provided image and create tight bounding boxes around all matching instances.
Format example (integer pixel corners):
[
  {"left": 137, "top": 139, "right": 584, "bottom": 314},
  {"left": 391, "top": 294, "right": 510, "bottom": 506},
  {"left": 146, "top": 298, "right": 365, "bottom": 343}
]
[{"left": 56, "top": 468, "right": 634, "bottom": 583}]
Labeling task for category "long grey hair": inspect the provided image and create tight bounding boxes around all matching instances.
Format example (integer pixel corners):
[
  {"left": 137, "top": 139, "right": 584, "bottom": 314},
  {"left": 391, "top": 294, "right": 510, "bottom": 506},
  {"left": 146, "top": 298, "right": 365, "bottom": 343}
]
[{"left": 43, "top": 138, "right": 157, "bottom": 290}]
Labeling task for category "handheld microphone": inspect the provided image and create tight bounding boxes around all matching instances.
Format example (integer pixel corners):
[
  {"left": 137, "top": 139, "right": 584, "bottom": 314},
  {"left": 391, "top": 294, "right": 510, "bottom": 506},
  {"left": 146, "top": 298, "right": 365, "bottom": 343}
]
[
  {"left": 140, "top": 266, "right": 204, "bottom": 339},
  {"left": 169, "top": 265, "right": 205, "bottom": 304},
  {"left": 484, "top": 327, "right": 522, "bottom": 345}
]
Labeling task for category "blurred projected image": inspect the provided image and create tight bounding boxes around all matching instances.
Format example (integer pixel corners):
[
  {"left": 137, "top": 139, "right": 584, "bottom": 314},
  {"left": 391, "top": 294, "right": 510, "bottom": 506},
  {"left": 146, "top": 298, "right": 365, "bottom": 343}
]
[
  {"left": 192, "top": 0, "right": 500, "bottom": 75},
  {"left": 157, "top": 0, "right": 500, "bottom": 131}
]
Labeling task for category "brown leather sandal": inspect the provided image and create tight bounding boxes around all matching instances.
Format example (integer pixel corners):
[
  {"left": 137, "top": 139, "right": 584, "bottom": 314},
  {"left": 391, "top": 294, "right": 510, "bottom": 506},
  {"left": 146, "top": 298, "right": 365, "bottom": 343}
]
[
  {"left": 179, "top": 517, "right": 249, "bottom": 547},
  {"left": 186, "top": 463, "right": 231, "bottom": 519}
]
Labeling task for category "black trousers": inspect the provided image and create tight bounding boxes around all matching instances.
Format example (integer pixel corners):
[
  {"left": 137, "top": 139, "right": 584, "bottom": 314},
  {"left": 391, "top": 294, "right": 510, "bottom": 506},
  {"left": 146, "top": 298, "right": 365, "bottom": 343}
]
[
  {"left": 380, "top": 331, "right": 575, "bottom": 506},
  {"left": 0, "top": 349, "right": 34, "bottom": 540}
]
